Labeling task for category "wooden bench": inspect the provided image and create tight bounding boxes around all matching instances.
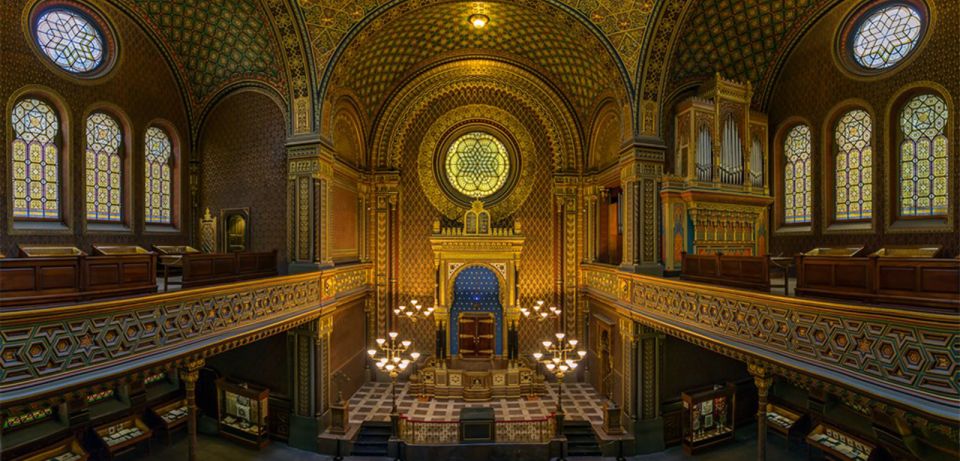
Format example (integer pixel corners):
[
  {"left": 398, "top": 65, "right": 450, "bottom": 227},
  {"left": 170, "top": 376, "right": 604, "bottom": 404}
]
[
  {"left": 680, "top": 252, "right": 771, "bottom": 291},
  {"left": 0, "top": 245, "right": 156, "bottom": 308},
  {"left": 796, "top": 246, "right": 958, "bottom": 310},
  {"left": 181, "top": 250, "right": 277, "bottom": 288},
  {"left": 152, "top": 245, "right": 201, "bottom": 291}
]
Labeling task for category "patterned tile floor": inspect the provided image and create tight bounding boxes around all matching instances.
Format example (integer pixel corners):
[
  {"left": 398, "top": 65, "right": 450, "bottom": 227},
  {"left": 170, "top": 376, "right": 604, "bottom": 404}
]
[{"left": 348, "top": 381, "right": 605, "bottom": 425}]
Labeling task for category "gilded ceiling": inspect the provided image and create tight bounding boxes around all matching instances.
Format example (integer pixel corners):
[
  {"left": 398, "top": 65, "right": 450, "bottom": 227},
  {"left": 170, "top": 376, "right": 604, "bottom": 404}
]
[
  {"left": 120, "top": 0, "right": 285, "bottom": 109},
  {"left": 112, "top": 0, "right": 849, "bottom": 133},
  {"left": 668, "top": 0, "right": 840, "bottom": 106},
  {"left": 327, "top": 1, "right": 627, "bottom": 120},
  {"left": 301, "top": 0, "right": 656, "bottom": 81}
]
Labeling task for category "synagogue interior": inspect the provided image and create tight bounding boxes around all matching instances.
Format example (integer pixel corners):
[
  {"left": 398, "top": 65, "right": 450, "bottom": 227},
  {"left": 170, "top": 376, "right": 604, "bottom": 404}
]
[{"left": 1, "top": 0, "right": 958, "bottom": 460}]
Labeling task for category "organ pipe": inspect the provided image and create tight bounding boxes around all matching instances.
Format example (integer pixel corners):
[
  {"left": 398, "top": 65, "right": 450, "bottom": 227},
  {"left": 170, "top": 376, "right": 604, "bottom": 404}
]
[
  {"left": 750, "top": 136, "right": 764, "bottom": 187},
  {"left": 697, "top": 125, "right": 712, "bottom": 181},
  {"left": 721, "top": 114, "right": 743, "bottom": 185}
]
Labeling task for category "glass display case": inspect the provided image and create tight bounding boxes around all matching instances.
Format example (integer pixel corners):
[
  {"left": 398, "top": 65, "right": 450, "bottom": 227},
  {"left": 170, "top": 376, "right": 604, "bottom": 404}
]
[
  {"left": 11, "top": 437, "right": 88, "bottom": 461},
  {"left": 147, "top": 398, "right": 188, "bottom": 446},
  {"left": 92, "top": 415, "right": 151, "bottom": 459},
  {"left": 681, "top": 382, "right": 736, "bottom": 455},
  {"left": 806, "top": 423, "right": 879, "bottom": 461},
  {"left": 215, "top": 378, "right": 270, "bottom": 449},
  {"left": 765, "top": 403, "right": 805, "bottom": 441}
]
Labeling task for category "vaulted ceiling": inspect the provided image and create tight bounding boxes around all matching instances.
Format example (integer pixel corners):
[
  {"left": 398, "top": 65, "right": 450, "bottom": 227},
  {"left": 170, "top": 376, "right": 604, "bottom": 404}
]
[
  {"left": 114, "top": 0, "right": 849, "bottom": 134},
  {"left": 325, "top": 1, "right": 629, "bottom": 121}
]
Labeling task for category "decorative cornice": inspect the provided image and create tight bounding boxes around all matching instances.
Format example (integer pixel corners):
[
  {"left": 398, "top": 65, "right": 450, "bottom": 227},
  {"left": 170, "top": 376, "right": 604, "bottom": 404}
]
[
  {"left": 580, "top": 264, "right": 960, "bottom": 428},
  {"left": 0, "top": 264, "right": 372, "bottom": 406}
]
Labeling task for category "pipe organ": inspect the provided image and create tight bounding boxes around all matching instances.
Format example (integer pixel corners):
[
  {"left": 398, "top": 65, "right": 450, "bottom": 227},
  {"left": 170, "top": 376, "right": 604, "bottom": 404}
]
[{"left": 662, "top": 74, "right": 774, "bottom": 272}]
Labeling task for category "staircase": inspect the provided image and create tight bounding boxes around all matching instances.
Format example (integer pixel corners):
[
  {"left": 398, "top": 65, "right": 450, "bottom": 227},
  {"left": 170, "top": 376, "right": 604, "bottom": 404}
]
[
  {"left": 351, "top": 421, "right": 391, "bottom": 457},
  {"left": 563, "top": 420, "right": 602, "bottom": 457}
]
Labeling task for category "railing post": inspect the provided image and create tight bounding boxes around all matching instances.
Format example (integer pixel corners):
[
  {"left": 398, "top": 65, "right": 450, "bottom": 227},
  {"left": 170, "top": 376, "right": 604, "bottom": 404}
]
[
  {"left": 749, "top": 363, "right": 773, "bottom": 461},
  {"left": 180, "top": 358, "right": 204, "bottom": 461}
]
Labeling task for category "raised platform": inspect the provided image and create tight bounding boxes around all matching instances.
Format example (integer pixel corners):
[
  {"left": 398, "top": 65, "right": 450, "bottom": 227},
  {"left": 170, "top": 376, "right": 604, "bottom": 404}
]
[{"left": 347, "top": 381, "right": 605, "bottom": 426}]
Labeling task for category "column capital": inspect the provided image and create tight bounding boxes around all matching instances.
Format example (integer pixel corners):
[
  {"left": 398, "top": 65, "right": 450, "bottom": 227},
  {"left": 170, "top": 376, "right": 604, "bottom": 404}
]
[
  {"left": 180, "top": 358, "right": 205, "bottom": 382},
  {"left": 748, "top": 363, "right": 774, "bottom": 393}
]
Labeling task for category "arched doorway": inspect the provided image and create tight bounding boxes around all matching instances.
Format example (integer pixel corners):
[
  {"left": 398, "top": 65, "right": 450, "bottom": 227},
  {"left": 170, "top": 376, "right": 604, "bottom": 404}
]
[{"left": 449, "top": 266, "right": 503, "bottom": 358}]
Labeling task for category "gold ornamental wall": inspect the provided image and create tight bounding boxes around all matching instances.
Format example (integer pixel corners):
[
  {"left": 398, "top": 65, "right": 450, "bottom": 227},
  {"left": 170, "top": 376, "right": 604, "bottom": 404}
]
[{"left": 394, "top": 84, "right": 558, "bottom": 354}]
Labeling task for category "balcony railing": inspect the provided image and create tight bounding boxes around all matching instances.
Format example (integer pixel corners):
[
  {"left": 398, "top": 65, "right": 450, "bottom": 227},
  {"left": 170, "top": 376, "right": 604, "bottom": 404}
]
[
  {"left": 581, "top": 263, "right": 960, "bottom": 423},
  {"left": 0, "top": 263, "right": 372, "bottom": 406},
  {"left": 398, "top": 413, "right": 555, "bottom": 444}
]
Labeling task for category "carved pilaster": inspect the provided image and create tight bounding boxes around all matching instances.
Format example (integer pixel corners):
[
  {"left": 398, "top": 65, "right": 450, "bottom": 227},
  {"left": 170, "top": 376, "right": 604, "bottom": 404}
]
[
  {"left": 638, "top": 325, "right": 663, "bottom": 421},
  {"left": 555, "top": 176, "right": 580, "bottom": 338},
  {"left": 373, "top": 173, "right": 399, "bottom": 336},
  {"left": 749, "top": 363, "right": 774, "bottom": 461},
  {"left": 287, "top": 138, "right": 335, "bottom": 273},
  {"left": 584, "top": 185, "right": 600, "bottom": 263},
  {"left": 180, "top": 358, "right": 204, "bottom": 461},
  {"left": 619, "top": 145, "right": 664, "bottom": 275}
]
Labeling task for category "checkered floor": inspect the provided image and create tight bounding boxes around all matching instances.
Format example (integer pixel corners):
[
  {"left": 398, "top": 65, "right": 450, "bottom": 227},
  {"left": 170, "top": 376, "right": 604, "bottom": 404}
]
[{"left": 347, "top": 381, "right": 606, "bottom": 425}]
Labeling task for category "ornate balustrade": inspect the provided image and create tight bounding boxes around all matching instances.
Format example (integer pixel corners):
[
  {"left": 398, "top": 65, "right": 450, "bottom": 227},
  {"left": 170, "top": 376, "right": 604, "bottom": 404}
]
[
  {"left": 581, "top": 264, "right": 959, "bottom": 428},
  {"left": 398, "top": 414, "right": 555, "bottom": 444},
  {"left": 0, "top": 263, "right": 372, "bottom": 406}
]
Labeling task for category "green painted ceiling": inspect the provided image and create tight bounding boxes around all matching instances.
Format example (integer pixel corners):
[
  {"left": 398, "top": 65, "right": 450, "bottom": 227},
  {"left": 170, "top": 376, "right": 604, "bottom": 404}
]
[
  {"left": 327, "top": 1, "right": 626, "bottom": 119},
  {"left": 122, "top": 0, "right": 285, "bottom": 108},
  {"left": 668, "top": 0, "right": 838, "bottom": 104}
]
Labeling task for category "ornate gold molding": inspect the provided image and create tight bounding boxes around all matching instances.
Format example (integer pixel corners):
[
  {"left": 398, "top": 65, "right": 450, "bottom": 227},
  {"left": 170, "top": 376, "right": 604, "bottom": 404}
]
[
  {"left": 417, "top": 105, "right": 536, "bottom": 221},
  {"left": 0, "top": 264, "right": 372, "bottom": 405}
]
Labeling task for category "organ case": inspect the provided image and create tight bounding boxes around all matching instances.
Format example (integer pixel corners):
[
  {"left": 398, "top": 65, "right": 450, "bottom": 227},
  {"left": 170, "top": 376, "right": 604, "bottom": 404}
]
[{"left": 662, "top": 74, "right": 773, "bottom": 272}]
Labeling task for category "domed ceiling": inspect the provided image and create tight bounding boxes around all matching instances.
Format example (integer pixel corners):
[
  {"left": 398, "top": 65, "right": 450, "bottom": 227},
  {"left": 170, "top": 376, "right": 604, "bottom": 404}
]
[
  {"left": 302, "top": 0, "right": 656, "bottom": 81},
  {"left": 112, "top": 0, "right": 849, "bottom": 133},
  {"left": 326, "top": 1, "right": 629, "bottom": 120}
]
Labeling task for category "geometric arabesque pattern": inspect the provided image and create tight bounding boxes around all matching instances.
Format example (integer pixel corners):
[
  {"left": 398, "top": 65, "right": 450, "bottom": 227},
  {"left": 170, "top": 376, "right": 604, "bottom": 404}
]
[
  {"left": 304, "top": 0, "right": 655, "bottom": 81},
  {"left": 330, "top": 1, "right": 622, "bottom": 117},
  {"left": 126, "top": 0, "right": 283, "bottom": 104},
  {"left": 852, "top": 4, "right": 923, "bottom": 70},
  {"left": 445, "top": 132, "right": 510, "bottom": 199},
  {"left": 669, "top": 0, "right": 834, "bottom": 105},
  {"left": 582, "top": 266, "right": 960, "bottom": 409},
  {"left": 34, "top": 7, "right": 105, "bottom": 73},
  {"left": 834, "top": 109, "right": 873, "bottom": 221}
]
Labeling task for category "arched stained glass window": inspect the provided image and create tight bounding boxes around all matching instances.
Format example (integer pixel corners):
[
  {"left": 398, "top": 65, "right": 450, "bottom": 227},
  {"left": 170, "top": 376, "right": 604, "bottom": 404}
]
[
  {"left": 145, "top": 127, "right": 173, "bottom": 224},
  {"left": 852, "top": 4, "right": 923, "bottom": 70},
  {"left": 835, "top": 110, "right": 873, "bottom": 221},
  {"left": 11, "top": 98, "right": 60, "bottom": 220},
  {"left": 445, "top": 132, "right": 510, "bottom": 199},
  {"left": 85, "top": 112, "right": 122, "bottom": 222},
  {"left": 899, "top": 94, "right": 949, "bottom": 216},
  {"left": 35, "top": 8, "right": 105, "bottom": 73},
  {"left": 784, "top": 125, "right": 812, "bottom": 224}
]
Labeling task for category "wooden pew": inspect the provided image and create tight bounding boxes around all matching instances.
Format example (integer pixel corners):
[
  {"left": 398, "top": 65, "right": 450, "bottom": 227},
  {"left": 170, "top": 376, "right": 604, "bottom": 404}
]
[
  {"left": 680, "top": 252, "right": 771, "bottom": 291},
  {"left": 795, "top": 247, "right": 871, "bottom": 300},
  {"left": 85, "top": 245, "right": 157, "bottom": 299},
  {"left": 152, "top": 245, "right": 201, "bottom": 291},
  {"left": 0, "top": 256, "right": 83, "bottom": 307},
  {"left": 181, "top": 250, "right": 277, "bottom": 288},
  {"left": 796, "top": 246, "right": 959, "bottom": 310},
  {"left": 871, "top": 246, "right": 958, "bottom": 310}
]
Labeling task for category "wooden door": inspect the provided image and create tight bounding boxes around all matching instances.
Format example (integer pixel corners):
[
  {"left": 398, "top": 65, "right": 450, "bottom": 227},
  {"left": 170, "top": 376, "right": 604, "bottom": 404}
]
[{"left": 458, "top": 314, "right": 495, "bottom": 359}]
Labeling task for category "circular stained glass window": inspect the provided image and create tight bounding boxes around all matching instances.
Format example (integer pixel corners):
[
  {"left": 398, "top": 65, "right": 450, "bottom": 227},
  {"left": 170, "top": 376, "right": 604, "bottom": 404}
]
[
  {"left": 34, "top": 7, "right": 105, "bottom": 74},
  {"left": 444, "top": 132, "right": 510, "bottom": 199},
  {"left": 850, "top": 3, "right": 924, "bottom": 70}
]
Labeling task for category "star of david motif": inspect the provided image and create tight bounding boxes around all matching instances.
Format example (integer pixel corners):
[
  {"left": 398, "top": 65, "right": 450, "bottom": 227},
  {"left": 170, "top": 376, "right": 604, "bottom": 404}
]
[{"left": 445, "top": 132, "right": 509, "bottom": 199}]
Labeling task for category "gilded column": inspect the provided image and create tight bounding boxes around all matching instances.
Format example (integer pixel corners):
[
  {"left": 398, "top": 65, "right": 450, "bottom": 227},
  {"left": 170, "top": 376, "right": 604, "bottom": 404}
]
[
  {"left": 584, "top": 185, "right": 599, "bottom": 263},
  {"left": 619, "top": 144, "right": 664, "bottom": 275},
  {"left": 181, "top": 358, "right": 204, "bottom": 461},
  {"left": 749, "top": 363, "right": 774, "bottom": 461},
  {"left": 287, "top": 137, "right": 335, "bottom": 273},
  {"left": 373, "top": 173, "right": 399, "bottom": 336},
  {"left": 555, "top": 176, "right": 579, "bottom": 338}
]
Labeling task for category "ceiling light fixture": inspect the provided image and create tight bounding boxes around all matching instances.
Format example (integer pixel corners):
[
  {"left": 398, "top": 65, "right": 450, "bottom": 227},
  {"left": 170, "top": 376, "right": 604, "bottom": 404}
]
[{"left": 469, "top": 13, "right": 489, "bottom": 28}]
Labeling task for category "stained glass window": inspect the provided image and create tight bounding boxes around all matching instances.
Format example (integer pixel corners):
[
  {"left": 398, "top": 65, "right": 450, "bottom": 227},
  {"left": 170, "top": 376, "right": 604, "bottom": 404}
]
[
  {"left": 445, "top": 132, "right": 510, "bottom": 199},
  {"left": 11, "top": 98, "right": 60, "bottom": 220},
  {"left": 145, "top": 127, "right": 173, "bottom": 224},
  {"left": 784, "top": 124, "right": 812, "bottom": 224},
  {"left": 35, "top": 8, "right": 105, "bottom": 73},
  {"left": 835, "top": 110, "right": 873, "bottom": 221},
  {"left": 85, "top": 113, "right": 122, "bottom": 222},
  {"left": 899, "top": 94, "right": 949, "bottom": 217},
  {"left": 852, "top": 4, "right": 923, "bottom": 70}
]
